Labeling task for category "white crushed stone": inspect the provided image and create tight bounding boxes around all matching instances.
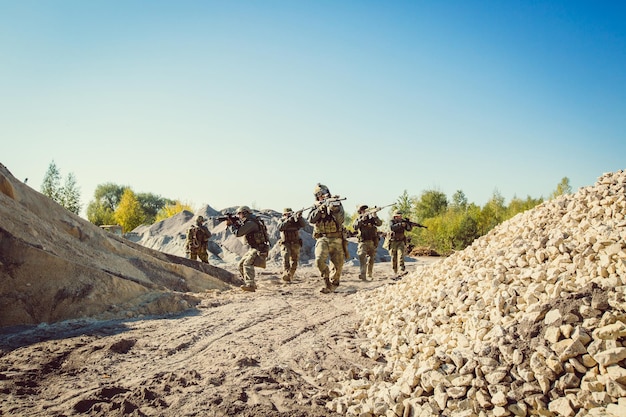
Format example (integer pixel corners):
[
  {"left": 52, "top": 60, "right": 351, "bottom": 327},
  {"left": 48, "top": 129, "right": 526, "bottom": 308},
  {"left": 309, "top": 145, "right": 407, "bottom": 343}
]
[{"left": 328, "top": 170, "right": 626, "bottom": 416}]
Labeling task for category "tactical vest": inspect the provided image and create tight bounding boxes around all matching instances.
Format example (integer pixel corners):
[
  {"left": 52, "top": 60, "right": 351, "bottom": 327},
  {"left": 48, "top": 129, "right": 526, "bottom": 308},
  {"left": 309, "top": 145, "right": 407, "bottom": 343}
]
[
  {"left": 282, "top": 228, "right": 300, "bottom": 243},
  {"left": 245, "top": 217, "right": 270, "bottom": 253},
  {"left": 390, "top": 220, "right": 406, "bottom": 241},
  {"left": 359, "top": 224, "right": 378, "bottom": 242},
  {"left": 313, "top": 215, "right": 341, "bottom": 238}
]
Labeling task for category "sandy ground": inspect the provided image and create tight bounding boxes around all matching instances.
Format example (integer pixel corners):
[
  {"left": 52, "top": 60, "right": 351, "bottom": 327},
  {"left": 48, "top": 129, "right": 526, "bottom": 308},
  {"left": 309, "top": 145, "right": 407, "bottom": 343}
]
[{"left": 0, "top": 258, "right": 437, "bottom": 417}]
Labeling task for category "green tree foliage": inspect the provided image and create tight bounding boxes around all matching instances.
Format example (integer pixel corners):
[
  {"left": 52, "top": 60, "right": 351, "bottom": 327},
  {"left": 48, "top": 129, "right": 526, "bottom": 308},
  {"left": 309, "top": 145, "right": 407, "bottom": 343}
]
[
  {"left": 86, "top": 183, "right": 172, "bottom": 226},
  {"left": 114, "top": 188, "right": 146, "bottom": 233},
  {"left": 415, "top": 189, "right": 448, "bottom": 221},
  {"left": 398, "top": 180, "right": 553, "bottom": 255},
  {"left": 454, "top": 208, "right": 480, "bottom": 249},
  {"left": 451, "top": 190, "right": 468, "bottom": 212},
  {"left": 550, "top": 177, "right": 572, "bottom": 199},
  {"left": 60, "top": 172, "right": 82, "bottom": 215},
  {"left": 87, "top": 201, "right": 116, "bottom": 225},
  {"left": 137, "top": 192, "right": 175, "bottom": 224},
  {"left": 506, "top": 195, "right": 544, "bottom": 219},
  {"left": 40, "top": 160, "right": 82, "bottom": 215},
  {"left": 41, "top": 161, "right": 61, "bottom": 202},
  {"left": 155, "top": 201, "right": 194, "bottom": 222},
  {"left": 393, "top": 190, "right": 414, "bottom": 217},
  {"left": 86, "top": 183, "right": 127, "bottom": 225},
  {"left": 477, "top": 190, "right": 506, "bottom": 234}
]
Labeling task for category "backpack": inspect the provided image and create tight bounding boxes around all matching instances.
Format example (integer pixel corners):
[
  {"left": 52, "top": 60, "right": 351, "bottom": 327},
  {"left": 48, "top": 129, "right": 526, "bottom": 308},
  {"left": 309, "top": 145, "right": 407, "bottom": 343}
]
[
  {"left": 248, "top": 216, "right": 271, "bottom": 253},
  {"left": 188, "top": 224, "right": 210, "bottom": 249}
]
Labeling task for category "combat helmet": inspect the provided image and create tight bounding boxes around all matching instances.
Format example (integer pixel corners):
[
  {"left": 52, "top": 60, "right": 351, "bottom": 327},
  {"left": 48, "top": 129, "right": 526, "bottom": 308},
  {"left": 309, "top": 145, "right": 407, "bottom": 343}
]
[
  {"left": 393, "top": 210, "right": 403, "bottom": 217},
  {"left": 196, "top": 215, "right": 205, "bottom": 224},
  {"left": 237, "top": 205, "right": 251, "bottom": 215},
  {"left": 314, "top": 183, "right": 330, "bottom": 198},
  {"left": 358, "top": 204, "right": 368, "bottom": 212}
]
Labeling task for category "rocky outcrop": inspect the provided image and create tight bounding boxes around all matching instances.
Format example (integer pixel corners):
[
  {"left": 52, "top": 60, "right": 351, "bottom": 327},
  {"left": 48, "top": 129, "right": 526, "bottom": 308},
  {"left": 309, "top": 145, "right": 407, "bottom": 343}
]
[
  {"left": 0, "top": 163, "right": 236, "bottom": 327},
  {"left": 329, "top": 171, "right": 626, "bottom": 416}
]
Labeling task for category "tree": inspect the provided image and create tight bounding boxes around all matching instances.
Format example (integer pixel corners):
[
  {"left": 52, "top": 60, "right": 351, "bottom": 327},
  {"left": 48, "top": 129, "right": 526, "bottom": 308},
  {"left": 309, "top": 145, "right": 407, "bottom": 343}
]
[
  {"left": 86, "top": 183, "right": 174, "bottom": 225},
  {"left": 550, "top": 177, "right": 572, "bottom": 199},
  {"left": 40, "top": 160, "right": 82, "bottom": 214},
  {"left": 60, "top": 172, "right": 82, "bottom": 215},
  {"left": 415, "top": 189, "right": 448, "bottom": 221},
  {"left": 454, "top": 213, "right": 479, "bottom": 250},
  {"left": 477, "top": 190, "right": 506, "bottom": 234},
  {"left": 86, "top": 183, "right": 128, "bottom": 225},
  {"left": 393, "top": 190, "right": 414, "bottom": 218},
  {"left": 451, "top": 190, "right": 468, "bottom": 212},
  {"left": 506, "top": 195, "right": 543, "bottom": 219},
  {"left": 114, "top": 188, "right": 146, "bottom": 233},
  {"left": 86, "top": 201, "right": 116, "bottom": 226},
  {"left": 40, "top": 161, "right": 62, "bottom": 203},
  {"left": 137, "top": 192, "right": 175, "bottom": 224}
]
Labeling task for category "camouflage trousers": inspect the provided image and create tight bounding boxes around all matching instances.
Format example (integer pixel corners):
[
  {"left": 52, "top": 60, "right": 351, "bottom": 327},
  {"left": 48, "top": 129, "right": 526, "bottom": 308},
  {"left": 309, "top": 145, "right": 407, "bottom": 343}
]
[
  {"left": 187, "top": 244, "right": 209, "bottom": 263},
  {"left": 389, "top": 240, "right": 406, "bottom": 273},
  {"left": 280, "top": 241, "right": 301, "bottom": 279},
  {"left": 357, "top": 240, "right": 377, "bottom": 278},
  {"left": 238, "top": 248, "right": 261, "bottom": 286},
  {"left": 314, "top": 236, "right": 344, "bottom": 287}
]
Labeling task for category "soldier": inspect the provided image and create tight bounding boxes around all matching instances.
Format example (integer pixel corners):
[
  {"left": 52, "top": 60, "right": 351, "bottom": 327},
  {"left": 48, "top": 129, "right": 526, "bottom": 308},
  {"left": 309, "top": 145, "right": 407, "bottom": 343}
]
[
  {"left": 185, "top": 215, "right": 211, "bottom": 263},
  {"left": 352, "top": 204, "right": 382, "bottom": 280},
  {"left": 278, "top": 208, "right": 307, "bottom": 283},
  {"left": 227, "top": 206, "right": 270, "bottom": 292},
  {"left": 308, "top": 183, "right": 345, "bottom": 294},
  {"left": 388, "top": 210, "right": 412, "bottom": 276}
]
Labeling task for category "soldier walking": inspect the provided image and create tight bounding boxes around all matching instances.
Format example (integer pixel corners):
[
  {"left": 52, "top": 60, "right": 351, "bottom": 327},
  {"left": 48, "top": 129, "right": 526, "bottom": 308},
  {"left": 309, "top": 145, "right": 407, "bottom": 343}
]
[
  {"left": 278, "top": 208, "right": 306, "bottom": 283},
  {"left": 308, "top": 183, "right": 346, "bottom": 294},
  {"left": 352, "top": 204, "right": 382, "bottom": 280},
  {"left": 388, "top": 210, "right": 412, "bottom": 276}
]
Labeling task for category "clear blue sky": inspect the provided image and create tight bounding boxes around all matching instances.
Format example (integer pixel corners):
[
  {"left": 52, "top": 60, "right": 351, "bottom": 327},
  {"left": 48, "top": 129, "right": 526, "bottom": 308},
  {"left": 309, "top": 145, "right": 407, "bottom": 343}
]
[{"left": 3, "top": 1, "right": 625, "bottom": 219}]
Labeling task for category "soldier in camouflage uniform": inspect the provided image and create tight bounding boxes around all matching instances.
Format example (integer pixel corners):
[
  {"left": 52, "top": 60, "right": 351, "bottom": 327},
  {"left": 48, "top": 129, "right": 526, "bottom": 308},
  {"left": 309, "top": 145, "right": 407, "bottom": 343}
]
[
  {"left": 185, "top": 215, "right": 211, "bottom": 263},
  {"left": 352, "top": 204, "right": 383, "bottom": 280},
  {"left": 389, "top": 210, "right": 412, "bottom": 275},
  {"left": 278, "top": 208, "right": 307, "bottom": 283},
  {"left": 227, "top": 206, "right": 270, "bottom": 292},
  {"left": 308, "top": 183, "right": 345, "bottom": 294}
]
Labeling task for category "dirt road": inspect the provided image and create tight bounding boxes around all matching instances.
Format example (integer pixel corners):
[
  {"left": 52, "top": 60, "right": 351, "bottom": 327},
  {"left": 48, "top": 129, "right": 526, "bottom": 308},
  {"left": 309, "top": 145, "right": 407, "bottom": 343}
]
[{"left": 0, "top": 260, "right": 435, "bottom": 417}]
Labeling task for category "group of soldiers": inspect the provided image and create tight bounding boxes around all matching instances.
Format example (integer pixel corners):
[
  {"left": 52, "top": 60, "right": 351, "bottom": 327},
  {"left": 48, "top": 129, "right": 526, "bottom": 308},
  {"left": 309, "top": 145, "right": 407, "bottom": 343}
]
[{"left": 185, "top": 183, "right": 421, "bottom": 294}]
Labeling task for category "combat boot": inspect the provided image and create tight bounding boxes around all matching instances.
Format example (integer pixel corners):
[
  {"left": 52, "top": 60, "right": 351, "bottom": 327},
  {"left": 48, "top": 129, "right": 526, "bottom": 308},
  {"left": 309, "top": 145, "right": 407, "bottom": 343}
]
[
  {"left": 241, "top": 284, "right": 257, "bottom": 292},
  {"left": 320, "top": 276, "right": 333, "bottom": 293}
]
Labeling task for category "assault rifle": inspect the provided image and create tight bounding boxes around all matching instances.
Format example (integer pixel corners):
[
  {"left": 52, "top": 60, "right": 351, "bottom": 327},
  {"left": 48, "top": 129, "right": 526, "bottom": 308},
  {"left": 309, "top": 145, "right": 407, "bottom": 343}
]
[
  {"left": 361, "top": 203, "right": 393, "bottom": 219},
  {"left": 365, "top": 203, "right": 393, "bottom": 214},
  {"left": 214, "top": 212, "right": 243, "bottom": 228},
  {"left": 318, "top": 195, "right": 346, "bottom": 208},
  {"left": 289, "top": 206, "right": 315, "bottom": 222},
  {"left": 405, "top": 218, "right": 428, "bottom": 229}
]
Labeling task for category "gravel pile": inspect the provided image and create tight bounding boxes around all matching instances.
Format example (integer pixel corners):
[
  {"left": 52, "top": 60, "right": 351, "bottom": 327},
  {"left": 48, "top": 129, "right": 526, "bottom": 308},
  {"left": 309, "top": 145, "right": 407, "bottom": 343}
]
[{"left": 329, "top": 171, "right": 626, "bottom": 416}]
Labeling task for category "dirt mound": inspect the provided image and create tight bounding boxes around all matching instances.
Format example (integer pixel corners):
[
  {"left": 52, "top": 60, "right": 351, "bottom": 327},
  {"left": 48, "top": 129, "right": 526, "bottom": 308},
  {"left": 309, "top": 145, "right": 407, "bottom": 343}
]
[{"left": 0, "top": 163, "right": 237, "bottom": 327}]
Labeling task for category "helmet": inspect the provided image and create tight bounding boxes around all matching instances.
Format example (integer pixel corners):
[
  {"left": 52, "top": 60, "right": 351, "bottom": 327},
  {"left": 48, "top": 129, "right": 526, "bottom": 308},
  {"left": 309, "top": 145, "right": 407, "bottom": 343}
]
[
  {"left": 283, "top": 207, "right": 293, "bottom": 214},
  {"left": 314, "top": 183, "right": 330, "bottom": 198},
  {"left": 237, "top": 205, "right": 251, "bottom": 215},
  {"left": 358, "top": 204, "right": 368, "bottom": 212},
  {"left": 196, "top": 216, "right": 205, "bottom": 224},
  {"left": 393, "top": 211, "right": 403, "bottom": 217}
]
